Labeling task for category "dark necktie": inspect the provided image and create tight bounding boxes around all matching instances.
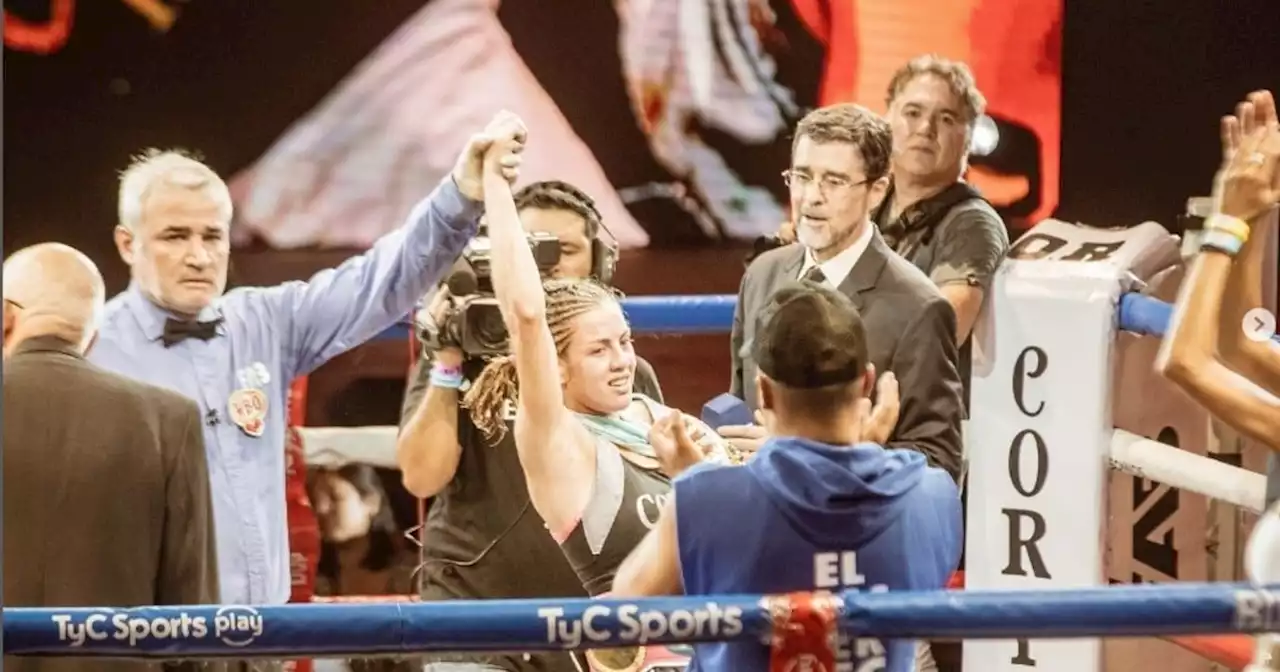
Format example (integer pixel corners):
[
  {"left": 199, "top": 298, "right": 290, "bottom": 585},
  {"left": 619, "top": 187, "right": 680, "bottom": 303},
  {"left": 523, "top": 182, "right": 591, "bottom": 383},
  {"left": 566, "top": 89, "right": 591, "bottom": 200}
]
[
  {"left": 802, "top": 266, "right": 828, "bottom": 286},
  {"left": 162, "top": 318, "right": 222, "bottom": 347}
]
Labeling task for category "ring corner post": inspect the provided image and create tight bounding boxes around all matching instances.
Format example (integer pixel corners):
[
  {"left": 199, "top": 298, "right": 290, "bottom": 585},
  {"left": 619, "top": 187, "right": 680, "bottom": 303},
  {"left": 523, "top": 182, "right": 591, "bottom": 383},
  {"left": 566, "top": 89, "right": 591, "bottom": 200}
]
[{"left": 964, "top": 219, "right": 1175, "bottom": 672}]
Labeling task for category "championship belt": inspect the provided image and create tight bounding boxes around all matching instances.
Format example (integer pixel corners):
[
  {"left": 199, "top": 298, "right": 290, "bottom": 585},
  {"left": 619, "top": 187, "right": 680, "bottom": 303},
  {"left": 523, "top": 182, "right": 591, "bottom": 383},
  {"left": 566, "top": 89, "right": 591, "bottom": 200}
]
[
  {"left": 686, "top": 416, "right": 746, "bottom": 466},
  {"left": 583, "top": 643, "right": 691, "bottom": 672},
  {"left": 581, "top": 592, "right": 692, "bottom": 671}
]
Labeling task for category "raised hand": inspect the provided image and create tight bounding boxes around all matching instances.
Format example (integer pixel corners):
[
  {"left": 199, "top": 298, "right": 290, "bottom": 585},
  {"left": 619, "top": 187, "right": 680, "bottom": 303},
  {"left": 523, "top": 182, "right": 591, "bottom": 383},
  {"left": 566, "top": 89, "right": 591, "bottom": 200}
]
[
  {"left": 483, "top": 136, "right": 524, "bottom": 184},
  {"left": 1222, "top": 91, "right": 1278, "bottom": 164},
  {"left": 452, "top": 110, "right": 528, "bottom": 201},
  {"left": 1214, "top": 92, "right": 1280, "bottom": 223}
]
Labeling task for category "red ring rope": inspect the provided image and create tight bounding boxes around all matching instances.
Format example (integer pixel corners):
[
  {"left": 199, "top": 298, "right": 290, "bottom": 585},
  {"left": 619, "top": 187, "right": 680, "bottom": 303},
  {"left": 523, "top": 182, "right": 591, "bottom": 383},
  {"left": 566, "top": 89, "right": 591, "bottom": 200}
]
[{"left": 286, "top": 376, "right": 319, "bottom": 672}]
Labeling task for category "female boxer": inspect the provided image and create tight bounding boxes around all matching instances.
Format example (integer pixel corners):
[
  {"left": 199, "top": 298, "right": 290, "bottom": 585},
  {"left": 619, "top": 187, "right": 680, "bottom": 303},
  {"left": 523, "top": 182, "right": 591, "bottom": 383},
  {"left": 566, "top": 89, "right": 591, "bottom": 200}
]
[
  {"left": 461, "top": 135, "right": 740, "bottom": 671},
  {"left": 463, "top": 132, "right": 736, "bottom": 584}
]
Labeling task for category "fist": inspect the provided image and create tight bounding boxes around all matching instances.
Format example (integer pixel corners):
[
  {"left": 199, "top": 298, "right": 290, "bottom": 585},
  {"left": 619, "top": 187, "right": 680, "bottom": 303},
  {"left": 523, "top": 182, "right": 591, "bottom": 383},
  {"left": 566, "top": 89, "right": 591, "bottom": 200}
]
[
  {"left": 649, "top": 411, "right": 706, "bottom": 478},
  {"left": 453, "top": 110, "right": 528, "bottom": 201}
]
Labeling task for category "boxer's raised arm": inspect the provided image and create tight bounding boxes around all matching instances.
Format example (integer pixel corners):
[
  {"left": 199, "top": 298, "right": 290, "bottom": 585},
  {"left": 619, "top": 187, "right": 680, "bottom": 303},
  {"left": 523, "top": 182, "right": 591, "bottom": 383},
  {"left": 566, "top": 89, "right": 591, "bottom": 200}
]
[{"left": 472, "top": 130, "right": 594, "bottom": 533}]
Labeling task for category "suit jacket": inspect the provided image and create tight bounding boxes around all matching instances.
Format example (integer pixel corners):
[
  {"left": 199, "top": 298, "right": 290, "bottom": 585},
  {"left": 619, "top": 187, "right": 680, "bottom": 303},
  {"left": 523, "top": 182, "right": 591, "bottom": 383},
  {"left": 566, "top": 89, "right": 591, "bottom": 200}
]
[
  {"left": 730, "top": 230, "right": 965, "bottom": 480},
  {"left": 3, "top": 336, "right": 220, "bottom": 672}
]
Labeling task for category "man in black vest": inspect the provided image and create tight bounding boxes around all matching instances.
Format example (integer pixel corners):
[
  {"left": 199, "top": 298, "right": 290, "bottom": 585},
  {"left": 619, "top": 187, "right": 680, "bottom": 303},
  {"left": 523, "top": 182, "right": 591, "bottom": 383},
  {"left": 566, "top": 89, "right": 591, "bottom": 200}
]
[
  {"left": 874, "top": 55, "right": 1010, "bottom": 367},
  {"left": 872, "top": 55, "right": 1011, "bottom": 672}
]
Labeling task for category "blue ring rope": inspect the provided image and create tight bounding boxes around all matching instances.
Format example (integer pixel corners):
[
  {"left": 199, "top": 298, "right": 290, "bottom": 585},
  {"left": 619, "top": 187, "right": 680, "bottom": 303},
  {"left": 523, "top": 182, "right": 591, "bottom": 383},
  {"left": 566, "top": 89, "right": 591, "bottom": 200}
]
[
  {"left": 1119, "top": 293, "right": 1280, "bottom": 344},
  {"left": 376, "top": 293, "right": 1279, "bottom": 343},
  {"left": 3, "top": 583, "right": 1276, "bottom": 658}
]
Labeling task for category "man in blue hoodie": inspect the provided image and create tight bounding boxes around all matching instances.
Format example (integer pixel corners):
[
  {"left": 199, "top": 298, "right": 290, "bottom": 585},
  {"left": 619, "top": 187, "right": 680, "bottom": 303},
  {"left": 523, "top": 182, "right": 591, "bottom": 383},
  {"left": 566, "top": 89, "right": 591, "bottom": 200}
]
[{"left": 613, "top": 280, "right": 962, "bottom": 672}]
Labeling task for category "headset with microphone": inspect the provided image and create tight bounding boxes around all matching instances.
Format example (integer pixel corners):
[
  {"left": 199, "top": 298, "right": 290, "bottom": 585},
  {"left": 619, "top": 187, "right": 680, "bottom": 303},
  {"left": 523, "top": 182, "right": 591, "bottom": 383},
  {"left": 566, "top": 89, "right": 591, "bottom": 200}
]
[{"left": 514, "top": 179, "right": 620, "bottom": 286}]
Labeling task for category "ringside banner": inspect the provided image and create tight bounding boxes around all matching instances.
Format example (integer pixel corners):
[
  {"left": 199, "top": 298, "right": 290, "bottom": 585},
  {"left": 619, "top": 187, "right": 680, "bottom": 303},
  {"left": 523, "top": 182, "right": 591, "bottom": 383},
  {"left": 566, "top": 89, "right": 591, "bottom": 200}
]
[
  {"left": 3, "top": 598, "right": 766, "bottom": 657},
  {"left": 4, "top": 586, "right": 1280, "bottom": 658}
]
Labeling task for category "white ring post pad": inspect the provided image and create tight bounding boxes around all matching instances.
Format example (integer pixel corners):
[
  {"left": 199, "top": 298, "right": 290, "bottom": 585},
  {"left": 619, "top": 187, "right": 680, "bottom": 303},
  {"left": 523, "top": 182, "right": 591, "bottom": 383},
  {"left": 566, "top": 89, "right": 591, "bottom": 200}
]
[{"left": 965, "top": 219, "right": 1177, "bottom": 672}]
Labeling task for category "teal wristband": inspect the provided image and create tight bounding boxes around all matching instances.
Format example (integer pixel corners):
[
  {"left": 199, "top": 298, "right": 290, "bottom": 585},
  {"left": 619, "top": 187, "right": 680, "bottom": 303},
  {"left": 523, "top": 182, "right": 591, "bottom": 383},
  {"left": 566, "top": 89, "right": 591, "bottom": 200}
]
[
  {"left": 1199, "top": 229, "right": 1244, "bottom": 257},
  {"left": 430, "top": 363, "right": 465, "bottom": 390}
]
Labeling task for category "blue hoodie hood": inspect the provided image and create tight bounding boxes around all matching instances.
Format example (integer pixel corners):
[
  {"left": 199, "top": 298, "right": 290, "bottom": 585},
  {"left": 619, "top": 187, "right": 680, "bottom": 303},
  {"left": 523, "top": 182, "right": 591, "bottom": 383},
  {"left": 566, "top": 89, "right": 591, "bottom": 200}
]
[{"left": 745, "top": 436, "right": 929, "bottom": 547}]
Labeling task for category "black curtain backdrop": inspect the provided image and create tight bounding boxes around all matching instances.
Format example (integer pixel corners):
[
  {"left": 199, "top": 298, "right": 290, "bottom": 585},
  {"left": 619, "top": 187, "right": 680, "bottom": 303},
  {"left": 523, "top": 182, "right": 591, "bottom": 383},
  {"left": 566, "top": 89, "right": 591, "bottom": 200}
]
[{"left": 4, "top": 0, "right": 1279, "bottom": 293}]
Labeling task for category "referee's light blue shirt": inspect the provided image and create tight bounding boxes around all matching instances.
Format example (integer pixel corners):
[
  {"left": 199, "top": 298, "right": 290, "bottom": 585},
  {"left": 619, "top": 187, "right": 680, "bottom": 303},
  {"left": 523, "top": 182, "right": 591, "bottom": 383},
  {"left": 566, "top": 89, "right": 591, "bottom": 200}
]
[{"left": 88, "top": 176, "right": 481, "bottom": 605}]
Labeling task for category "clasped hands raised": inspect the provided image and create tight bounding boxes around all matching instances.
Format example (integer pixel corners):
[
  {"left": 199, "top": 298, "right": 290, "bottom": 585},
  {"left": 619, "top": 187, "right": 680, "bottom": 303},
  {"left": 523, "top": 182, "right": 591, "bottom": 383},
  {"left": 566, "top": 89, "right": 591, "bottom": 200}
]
[{"left": 451, "top": 110, "right": 528, "bottom": 202}]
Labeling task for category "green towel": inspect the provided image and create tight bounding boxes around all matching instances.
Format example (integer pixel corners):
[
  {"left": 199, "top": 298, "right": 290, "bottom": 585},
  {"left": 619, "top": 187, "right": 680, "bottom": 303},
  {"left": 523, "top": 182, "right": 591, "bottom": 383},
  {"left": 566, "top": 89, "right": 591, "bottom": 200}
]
[
  {"left": 573, "top": 393, "right": 659, "bottom": 458},
  {"left": 574, "top": 394, "right": 741, "bottom": 465}
]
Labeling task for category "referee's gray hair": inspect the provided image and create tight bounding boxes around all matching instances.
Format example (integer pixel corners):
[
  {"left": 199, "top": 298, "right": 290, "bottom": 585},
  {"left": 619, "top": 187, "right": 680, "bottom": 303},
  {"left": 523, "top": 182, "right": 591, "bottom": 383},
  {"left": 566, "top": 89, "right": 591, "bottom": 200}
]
[{"left": 117, "top": 148, "right": 232, "bottom": 231}]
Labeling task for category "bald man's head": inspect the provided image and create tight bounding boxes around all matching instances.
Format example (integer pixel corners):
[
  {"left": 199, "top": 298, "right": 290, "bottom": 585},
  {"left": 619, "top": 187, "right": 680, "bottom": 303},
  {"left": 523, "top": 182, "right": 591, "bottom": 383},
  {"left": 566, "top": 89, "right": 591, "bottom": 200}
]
[{"left": 3, "top": 243, "right": 107, "bottom": 356}]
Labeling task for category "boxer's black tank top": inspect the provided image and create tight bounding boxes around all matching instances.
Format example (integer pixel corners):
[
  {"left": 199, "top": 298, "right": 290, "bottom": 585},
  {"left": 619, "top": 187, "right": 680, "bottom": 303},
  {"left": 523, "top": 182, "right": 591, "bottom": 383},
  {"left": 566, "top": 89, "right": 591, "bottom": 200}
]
[
  {"left": 558, "top": 436, "right": 672, "bottom": 596},
  {"left": 410, "top": 357, "right": 663, "bottom": 671}
]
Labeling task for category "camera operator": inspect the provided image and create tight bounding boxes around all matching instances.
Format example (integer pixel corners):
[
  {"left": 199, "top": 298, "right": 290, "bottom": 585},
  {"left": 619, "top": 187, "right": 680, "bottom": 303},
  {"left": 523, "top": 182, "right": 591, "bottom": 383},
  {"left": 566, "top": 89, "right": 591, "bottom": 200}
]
[{"left": 395, "top": 180, "right": 662, "bottom": 672}]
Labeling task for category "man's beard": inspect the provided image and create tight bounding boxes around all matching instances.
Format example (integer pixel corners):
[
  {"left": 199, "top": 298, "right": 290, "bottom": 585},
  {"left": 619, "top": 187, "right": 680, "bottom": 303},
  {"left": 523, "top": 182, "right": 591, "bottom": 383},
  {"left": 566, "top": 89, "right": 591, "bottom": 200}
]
[{"left": 797, "top": 218, "right": 861, "bottom": 256}]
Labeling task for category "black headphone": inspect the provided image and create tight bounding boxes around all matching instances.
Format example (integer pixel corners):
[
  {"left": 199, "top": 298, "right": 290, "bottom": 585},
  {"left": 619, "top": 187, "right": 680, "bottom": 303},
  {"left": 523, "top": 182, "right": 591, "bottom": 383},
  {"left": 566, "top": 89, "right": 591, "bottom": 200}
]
[
  {"left": 513, "top": 180, "right": 619, "bottom": 286},
  {"left": 591, "top": 224, "right": 619, "bottom": 286},
  {"left": 553, "top": 182, "right": 617, "bottom": 286}
]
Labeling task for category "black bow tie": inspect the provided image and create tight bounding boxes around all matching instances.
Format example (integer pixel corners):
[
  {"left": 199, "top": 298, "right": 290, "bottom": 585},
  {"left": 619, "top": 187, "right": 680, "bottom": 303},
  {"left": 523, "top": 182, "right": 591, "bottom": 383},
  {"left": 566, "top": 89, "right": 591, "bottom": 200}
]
[{"left": 162, "top": 318, "right": 222, "bottom": 347}]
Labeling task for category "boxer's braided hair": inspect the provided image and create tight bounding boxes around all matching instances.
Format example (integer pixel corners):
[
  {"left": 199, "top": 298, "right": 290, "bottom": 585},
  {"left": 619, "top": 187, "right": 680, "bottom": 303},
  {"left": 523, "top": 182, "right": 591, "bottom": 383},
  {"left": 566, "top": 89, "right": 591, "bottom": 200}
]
[
  {"left": 514, "top": 180, "right": 603, "bottom": 240},
  {"left": 464, "top": 278, "right": 622, "bottom": 445}
]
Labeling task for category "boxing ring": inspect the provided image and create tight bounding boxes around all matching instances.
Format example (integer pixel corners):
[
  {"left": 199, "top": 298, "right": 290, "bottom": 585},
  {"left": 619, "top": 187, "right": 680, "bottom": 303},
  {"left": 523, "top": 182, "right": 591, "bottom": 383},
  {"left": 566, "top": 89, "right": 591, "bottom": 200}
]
[
  {"left": 5, "top": 217, "right": 1279, "bottom": 670},
  {"left": 3, "top": 584, "right": 1280, "bottom": 659}
]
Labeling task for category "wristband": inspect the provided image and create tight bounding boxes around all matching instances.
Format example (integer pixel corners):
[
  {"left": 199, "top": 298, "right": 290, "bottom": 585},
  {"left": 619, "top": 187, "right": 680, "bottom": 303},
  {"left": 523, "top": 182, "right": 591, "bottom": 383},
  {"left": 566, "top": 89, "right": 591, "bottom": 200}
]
[
  {"left": 430, "top": 363, "right": 465, "bottom": 390},
  {"left": 433, "top": 363, "right": 462, "bottom": 377},
  {"left": 1205, "top": 213, "right": 1251, "bottom": 243},
  {"left": 1199, "top": 228, "right": 1245, "bottom": 257}
]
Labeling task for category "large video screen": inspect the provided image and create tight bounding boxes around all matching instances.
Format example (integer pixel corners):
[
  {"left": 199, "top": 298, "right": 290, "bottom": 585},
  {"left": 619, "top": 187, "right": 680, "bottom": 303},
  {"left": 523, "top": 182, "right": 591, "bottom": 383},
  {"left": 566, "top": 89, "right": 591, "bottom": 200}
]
[{"left": 8, "top": 0, "right": 1062, "bottom": 251}]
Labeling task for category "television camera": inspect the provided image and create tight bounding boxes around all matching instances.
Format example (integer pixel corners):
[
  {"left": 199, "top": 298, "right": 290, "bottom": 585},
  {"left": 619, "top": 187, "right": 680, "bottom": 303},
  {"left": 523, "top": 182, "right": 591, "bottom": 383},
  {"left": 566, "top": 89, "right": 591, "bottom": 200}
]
[{"left": 418, "top": 231, "right": 562, "bottom": 357}]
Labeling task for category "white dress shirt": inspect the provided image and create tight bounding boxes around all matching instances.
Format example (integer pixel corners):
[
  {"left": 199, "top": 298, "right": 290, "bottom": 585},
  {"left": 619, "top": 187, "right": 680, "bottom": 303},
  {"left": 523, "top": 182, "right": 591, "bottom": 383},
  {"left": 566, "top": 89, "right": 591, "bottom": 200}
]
[{"left": 797, "top": 219, "right": 874, "bottom": 288}]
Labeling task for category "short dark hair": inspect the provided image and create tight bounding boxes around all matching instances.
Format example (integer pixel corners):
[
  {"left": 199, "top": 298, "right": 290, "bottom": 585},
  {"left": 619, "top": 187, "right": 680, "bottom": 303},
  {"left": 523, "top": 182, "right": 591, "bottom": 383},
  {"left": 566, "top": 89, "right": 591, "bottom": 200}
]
[
  {"left": 514, "top": 180, "right": 603, "bottom": 239},
  {"left": 793, "top": 104, "right": 892, "bottom": 182},
  {"left": 750, "top": 281, "right": 869, "bottom": 418},
  {"left": 885, "top": 54, "right": 986, "bottom": 126}
]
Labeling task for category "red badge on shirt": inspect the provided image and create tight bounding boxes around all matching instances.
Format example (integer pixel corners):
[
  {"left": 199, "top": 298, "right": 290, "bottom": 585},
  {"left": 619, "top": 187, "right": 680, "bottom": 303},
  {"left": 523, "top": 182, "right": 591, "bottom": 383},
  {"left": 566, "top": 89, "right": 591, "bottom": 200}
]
[
  {"left": 765, "top": 592, "right": 839, "bottom": 672},
  {"left": 228, "top": 388, "right": 268, "bottom": 437}
]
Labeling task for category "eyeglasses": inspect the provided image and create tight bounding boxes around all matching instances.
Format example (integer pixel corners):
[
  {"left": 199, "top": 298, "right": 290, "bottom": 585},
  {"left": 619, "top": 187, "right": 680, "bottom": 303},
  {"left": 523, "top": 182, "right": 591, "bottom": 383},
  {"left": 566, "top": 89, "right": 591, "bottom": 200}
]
[
  {"left": 781, "top": 170, "right": 869, "bottom": 196},
  {"left": 3, "top": 298, "right": 23, "bottom": 310}
]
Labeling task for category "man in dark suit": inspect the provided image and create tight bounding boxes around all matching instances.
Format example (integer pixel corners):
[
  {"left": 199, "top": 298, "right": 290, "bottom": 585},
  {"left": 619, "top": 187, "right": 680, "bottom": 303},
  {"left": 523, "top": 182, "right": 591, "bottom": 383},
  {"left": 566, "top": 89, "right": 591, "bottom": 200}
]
[
  {"left": 723, "top": 103, "right": 965, "bottom": 482},
  {"left": 3, "top": 243, "right": 220, "bottom": 672}
]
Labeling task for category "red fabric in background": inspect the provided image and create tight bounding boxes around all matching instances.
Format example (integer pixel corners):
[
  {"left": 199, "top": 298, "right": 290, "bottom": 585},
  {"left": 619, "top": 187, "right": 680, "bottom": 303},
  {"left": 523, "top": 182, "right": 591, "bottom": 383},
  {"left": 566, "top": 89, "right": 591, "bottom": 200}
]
[
  {"left": 4, "top": 0, "right": 75, "bottom": 55},
  {"left": 285, "top": 377, "right": 317, "bottom": 672},
  {"left": 786, "top": 0, "right": 1063, "bottom": 224}
]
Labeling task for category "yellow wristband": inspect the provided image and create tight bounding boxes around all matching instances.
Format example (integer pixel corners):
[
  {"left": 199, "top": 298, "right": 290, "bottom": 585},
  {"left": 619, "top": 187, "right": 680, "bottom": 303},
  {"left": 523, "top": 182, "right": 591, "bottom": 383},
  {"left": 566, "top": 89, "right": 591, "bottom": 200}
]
[{"left": 1205, "top": 213, "right": 1251, "bottom": 243}]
